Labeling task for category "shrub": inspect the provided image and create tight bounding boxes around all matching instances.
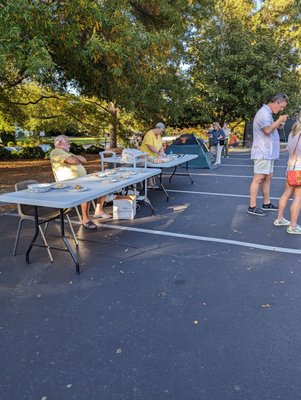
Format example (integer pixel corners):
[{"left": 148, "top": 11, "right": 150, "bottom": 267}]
[
  {"left": 44, "top": 145, "right": 54, "bottom": 160},
  {"left": 69, "top": 142, "right": 84, "bottom": 155},
  {"left": 18, "top": 146, "right": 45, "bottom": 159},
  {"left": 0, "top": 147, "right": 13, "bottom": 160},
  {"left": 85, "top": 144, "right": 105, "bottom": 154},
  {"left": 0, "top": 131, "right": 15, "bottom": 145}
]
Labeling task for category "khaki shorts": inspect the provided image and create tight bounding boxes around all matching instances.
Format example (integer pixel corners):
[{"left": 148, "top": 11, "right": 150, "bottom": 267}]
[{"left": 254, "top": 159, "right": 274, "bottom": 175}]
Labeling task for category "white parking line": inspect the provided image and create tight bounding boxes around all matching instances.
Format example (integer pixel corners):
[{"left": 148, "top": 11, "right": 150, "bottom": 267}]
[
  {"left": 220, "top": 164, "right": 287, "bottom": 168},
  {"left": 187, "top": 173, "right": 286, "bottom": 180},
  {"left": 100, "top": 224, "right": 301, "bottom": 255},
  {"left": 166, "top": 189, "right": 281, "bottom": 199}
]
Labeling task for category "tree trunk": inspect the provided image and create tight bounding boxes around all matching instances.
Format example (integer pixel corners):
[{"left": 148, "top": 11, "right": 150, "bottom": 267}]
[{"left": 108, "top": 102, "right": 118, "bottom": 148}]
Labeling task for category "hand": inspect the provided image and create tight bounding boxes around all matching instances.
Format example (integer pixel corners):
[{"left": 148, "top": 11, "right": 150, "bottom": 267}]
[{"left": 279, "top": 114, "right": 288, "bottom": 123}]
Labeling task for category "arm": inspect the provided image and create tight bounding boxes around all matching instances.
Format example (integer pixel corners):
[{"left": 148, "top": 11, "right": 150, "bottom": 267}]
[
  {"left": 218, "top": 129, "right": 225, "bottom": 140},
  {"left": 146, "top": 144, "right": 164, "bottom": 156},
  {"left": 262, "top": 115, "right": 288, "bottom": 135},
  {"left": 65, "top": 154, "right": 87, "bottom": 165}
]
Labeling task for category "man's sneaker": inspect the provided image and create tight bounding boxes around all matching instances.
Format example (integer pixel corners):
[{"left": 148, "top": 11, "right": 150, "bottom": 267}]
[
  {"left": 287, "top": 225, "right": 301, "bottom": 235},
  {"left": 248, "top": 206, "right": 267, "bottom": 216},
  {"left": 262, "top": 203, "right": 278, "bottom": 211},
  {"left": 273, "top": 218, "right": 290, "bottom": 226}
]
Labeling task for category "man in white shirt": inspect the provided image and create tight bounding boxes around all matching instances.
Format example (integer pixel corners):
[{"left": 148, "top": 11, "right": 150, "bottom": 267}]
[{"left": 248, "top": 94, "right": 289, "bottom": 216}]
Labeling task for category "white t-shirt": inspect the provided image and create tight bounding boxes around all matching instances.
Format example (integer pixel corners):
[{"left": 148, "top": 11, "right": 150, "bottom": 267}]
[{"left": 251, "top": 104, "right": 280, "bottom": 160}]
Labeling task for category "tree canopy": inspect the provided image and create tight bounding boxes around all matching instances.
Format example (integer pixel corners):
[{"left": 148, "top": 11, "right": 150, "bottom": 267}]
[{"left": 0, "top": 0, "right": 300, "bottom": 141}]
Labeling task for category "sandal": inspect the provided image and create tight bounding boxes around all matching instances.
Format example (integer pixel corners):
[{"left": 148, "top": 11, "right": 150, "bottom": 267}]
[
  {"left": 93, "top": 212, "right": 112, "bottom": 220},
  {"left": 82, "top": 220, "right": 97, "bottom": 230}
]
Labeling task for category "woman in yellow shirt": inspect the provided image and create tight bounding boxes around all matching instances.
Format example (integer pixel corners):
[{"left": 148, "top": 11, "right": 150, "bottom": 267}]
[{"left": 140, "top": 122, "right": 166, "bottom": 157}]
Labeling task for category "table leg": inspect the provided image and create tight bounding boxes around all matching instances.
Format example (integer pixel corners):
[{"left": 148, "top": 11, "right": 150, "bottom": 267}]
[
  {"left": 158, "top": 173, "right": 169, "bottom": 201},
  {"left": 169, "top": 166, "right": 177, "bottom": 183},
  {"left": 59, "top": 210, "right": 80, "bottom": 274},
  {"left": 25, "top": 206, "right": 39, "bottom": 264},
  {"left": 168, "top": 162, "right": 194, "bottom": 184}
]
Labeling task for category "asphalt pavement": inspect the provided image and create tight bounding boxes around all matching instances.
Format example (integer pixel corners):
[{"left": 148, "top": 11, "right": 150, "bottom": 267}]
[{"left": 1, "top": 149, "right": 301, "bottom": 400}]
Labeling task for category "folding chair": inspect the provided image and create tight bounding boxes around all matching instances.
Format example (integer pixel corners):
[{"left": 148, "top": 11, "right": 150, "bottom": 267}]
[{"left": 13, "top": 180, "right": 78, "bottom": 262}]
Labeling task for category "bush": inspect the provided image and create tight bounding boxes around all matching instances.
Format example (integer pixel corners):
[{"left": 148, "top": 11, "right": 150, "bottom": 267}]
[
  {"left": 85, "top": 144, "right": 105, "bottom": 154},
  {"left": 69, "top": 142, "right": 84, "bottom": 155},
  {"left": 0, "top": 147, "right": 12, "bottom": 160},
  {"left": 18, "top": 146, "right": 45, "bottom": 159},
  {"left": 0, "top": 131, "right": 15, "bottom": 145},
  {"left": 44, "top": 145, "right": 54, "bottom": 160}
]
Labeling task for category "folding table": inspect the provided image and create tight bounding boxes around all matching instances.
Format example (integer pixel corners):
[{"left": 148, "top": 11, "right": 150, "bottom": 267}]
[{"left": 0, "top": 168, "right": 161, "bottom": 274}]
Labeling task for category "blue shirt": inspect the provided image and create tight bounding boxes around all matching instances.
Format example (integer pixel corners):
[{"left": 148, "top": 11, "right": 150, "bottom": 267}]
[
  {"left": 208, "top": 128, "right": 225, "bottom": 146},
  {"left": 251, "top": 104, "right": 280, "bottom": 160}
]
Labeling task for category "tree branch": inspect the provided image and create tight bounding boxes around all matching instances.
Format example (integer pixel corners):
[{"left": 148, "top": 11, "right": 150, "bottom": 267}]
[
  {"left": 11, "top": 95, "right": 65, "bottom": 106},
  {"left": 64, "top": 111, "right": 99, "bottom": 129},
  {"left": 83, "top": 99, "right": 112, "bottom": 114}
]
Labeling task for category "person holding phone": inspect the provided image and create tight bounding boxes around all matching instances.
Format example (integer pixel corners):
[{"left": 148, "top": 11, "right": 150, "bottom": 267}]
[{"left": 248, "top": 93, "right": 289, "bottom": 216}]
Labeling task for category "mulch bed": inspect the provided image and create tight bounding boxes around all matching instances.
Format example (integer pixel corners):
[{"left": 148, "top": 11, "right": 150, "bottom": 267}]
[{"left": 0, "top": 150, "right": 123, "bottom": 213}]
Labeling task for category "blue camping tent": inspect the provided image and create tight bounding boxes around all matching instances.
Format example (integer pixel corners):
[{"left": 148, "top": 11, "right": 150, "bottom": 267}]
[{"left": 166, "top": 134, "right": 215, "bottom": 169}]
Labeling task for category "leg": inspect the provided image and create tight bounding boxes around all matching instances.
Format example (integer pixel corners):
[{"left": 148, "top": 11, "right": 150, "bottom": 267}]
[
  {"left": 80, "top": 202, "right": 90, "bottom": 224},
  {"left": 225, "top": 140, "right": 229, "bottom": 157},
  {"left": 216, "top": 144, "right": 223, "bottom": 164},
  {"left": 92, "top": 196, "right": 111, "bottom": 220},
  {"left": 261, "top": 173, "right": 273, "bottom": 205},
  {"left": 249, "top": 173, "right": 265, "bottom": 208},
  {"left": 289, "top": 187, "right": 301, "bottom": 228},
  {"left": 94, "top": 196, "right": 105, "bottom": 215},
  {"left": 276, "top": 182, "right": 294, "bottom": 221}
]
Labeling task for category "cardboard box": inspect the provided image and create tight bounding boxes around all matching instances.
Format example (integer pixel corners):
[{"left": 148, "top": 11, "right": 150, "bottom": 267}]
[{"left": 113, "top": 195, "right": 136, "bottom": 219}]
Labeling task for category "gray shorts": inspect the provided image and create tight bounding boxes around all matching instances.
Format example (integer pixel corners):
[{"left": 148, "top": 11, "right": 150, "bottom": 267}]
[{"left": 254, "top": 159, "right": 274, "bottom": 175}]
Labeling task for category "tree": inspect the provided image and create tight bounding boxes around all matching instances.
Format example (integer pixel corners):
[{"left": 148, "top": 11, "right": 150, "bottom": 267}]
[
  {"left": 187, "top": 0, "right": 301, "bottom": 124},
  {"left": 0, "top": 0, "right": 202, "bottom": 146}
]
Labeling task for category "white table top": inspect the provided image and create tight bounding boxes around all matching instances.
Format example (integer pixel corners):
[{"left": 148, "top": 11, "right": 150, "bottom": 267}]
[
  {"left": 101, "top": 153, "right": 198, "bottom": 169},
  {"left": 147, "top": 154, "right": 198, "bottom": 168},
  {"left": 0, "top": 168, "right": 161, "bottom": 209}
]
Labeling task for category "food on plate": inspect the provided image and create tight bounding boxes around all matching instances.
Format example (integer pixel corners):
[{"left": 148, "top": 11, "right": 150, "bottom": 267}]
[{"left": 73, "top": 184, "right": 83, "bottom": 190}]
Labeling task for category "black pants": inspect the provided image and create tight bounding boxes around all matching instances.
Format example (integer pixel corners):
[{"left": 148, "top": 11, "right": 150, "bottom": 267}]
[{"left": 222, "top": 139, "right": 229, "bottom": 157}]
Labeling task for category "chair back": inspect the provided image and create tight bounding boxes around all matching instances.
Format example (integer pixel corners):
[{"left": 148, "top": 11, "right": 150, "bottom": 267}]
[{"left": 15, "top": 180, "right": 38, "bottom": 218}]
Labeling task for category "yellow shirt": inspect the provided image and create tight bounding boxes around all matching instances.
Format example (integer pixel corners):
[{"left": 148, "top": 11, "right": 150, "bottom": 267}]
[
  {"left": 50, "top": 148, "right": 87, "bottom": 181},
  {"left": 140, "top": 129, "right": 162, "bottom": 157}
]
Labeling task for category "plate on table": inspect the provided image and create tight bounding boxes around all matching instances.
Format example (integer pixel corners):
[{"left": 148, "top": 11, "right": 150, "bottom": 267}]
[
  {"left": 27, "top": 183, "right": 52, "bottom": 193},
  {"left": 92, "top": 173, "right": 109, "bottom": 178},
  {"left": 66, "top": 185, "right": 88, "bottom": 192},
  {"left": 105, "top": 170, "right": 118, "bottom": 175},
  {"left": 126, "top": 171, "right": 139, "bottom": 175},
  {"left": 51, "top": 183, "right": 68, "bottom": 189}
]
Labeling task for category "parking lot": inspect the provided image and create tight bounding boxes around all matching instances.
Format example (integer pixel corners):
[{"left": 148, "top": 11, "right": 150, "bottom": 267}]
[{"left": 1, "top": 150, "right": 301, "bottom": 400}]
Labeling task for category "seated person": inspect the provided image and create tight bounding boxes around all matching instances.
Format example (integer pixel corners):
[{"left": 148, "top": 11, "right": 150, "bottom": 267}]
[
  {"left": 229, "top": 132, "right": 239, "bottom": 147},
  {"left": 140, "top": 122, "right": 166, "bottom": 157},
  {"left": 50, "top": 135, "right": 111, "bottom": 230}
]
